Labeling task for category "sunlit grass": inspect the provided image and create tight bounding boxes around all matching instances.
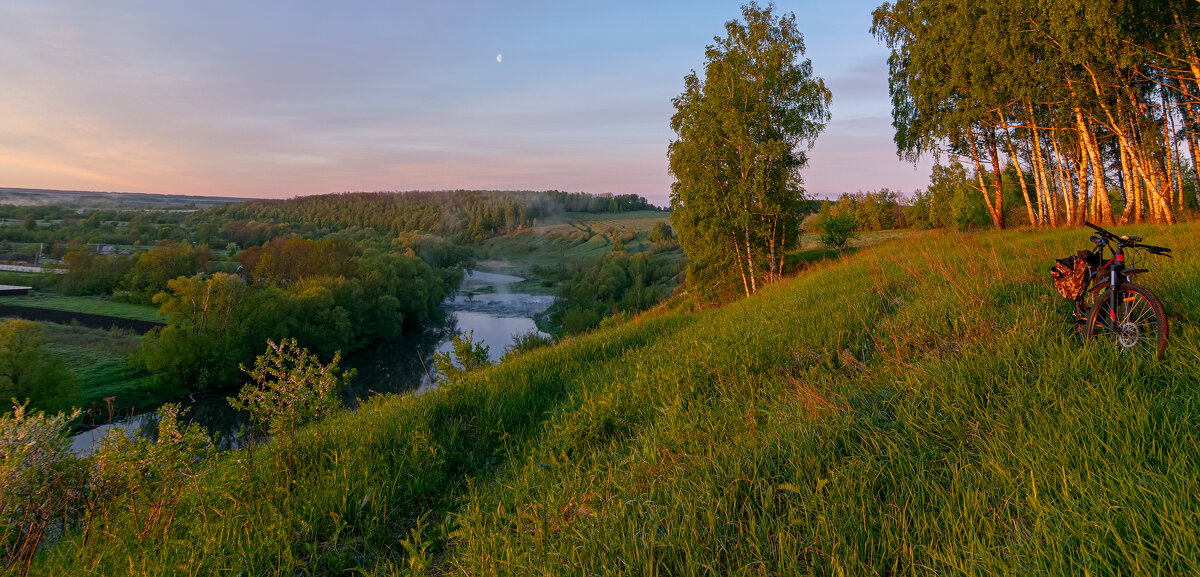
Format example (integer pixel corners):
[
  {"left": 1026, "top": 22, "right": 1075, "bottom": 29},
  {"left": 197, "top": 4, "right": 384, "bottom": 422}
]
[{"left": 30, "top": 222, "right": 1200, "bottom": 575}]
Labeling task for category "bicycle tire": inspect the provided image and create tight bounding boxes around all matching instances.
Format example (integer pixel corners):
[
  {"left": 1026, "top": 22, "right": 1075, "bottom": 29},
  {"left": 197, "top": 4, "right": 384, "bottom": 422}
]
[{"left": 1083, "top": 282, "right": 1169, "bottom": 360}]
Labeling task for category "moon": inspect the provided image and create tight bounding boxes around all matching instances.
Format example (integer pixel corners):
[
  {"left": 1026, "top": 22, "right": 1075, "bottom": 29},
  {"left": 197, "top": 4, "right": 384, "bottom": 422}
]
[{"left": 496, "top": 54, "right": 502, "bottom": 63}]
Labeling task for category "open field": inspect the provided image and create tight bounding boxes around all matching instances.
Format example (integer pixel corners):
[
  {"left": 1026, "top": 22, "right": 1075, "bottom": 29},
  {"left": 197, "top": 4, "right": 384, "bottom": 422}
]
[
  {"left": 39, "top": 322, "right": 151, "bottom": 411},
  {"left": 0, "top": 293, "right": 162, "bottom": 322},
  {"left": 479, "top": 211, "right": 681, "bottom": 294},
  {"left": 529, "top": 210, "right": 670, "bottom": 235},
  {"left": 32, "top": 221, "right": 1200, "bottom": 575}
]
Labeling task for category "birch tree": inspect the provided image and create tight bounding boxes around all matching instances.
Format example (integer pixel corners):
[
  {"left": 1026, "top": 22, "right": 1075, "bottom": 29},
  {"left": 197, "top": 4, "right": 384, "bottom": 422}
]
[
  {"left": 669, "top": 2, "right": 831, "bottom": 298},
  {"left": 874, "top": 0, "right": 1200, "bottom": 227}
]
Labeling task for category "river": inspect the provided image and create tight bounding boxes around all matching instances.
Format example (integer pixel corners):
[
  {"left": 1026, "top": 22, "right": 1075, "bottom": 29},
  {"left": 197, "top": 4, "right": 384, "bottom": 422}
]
[{"left": 68, "top": 270, "right": 553, "bottom": 453}]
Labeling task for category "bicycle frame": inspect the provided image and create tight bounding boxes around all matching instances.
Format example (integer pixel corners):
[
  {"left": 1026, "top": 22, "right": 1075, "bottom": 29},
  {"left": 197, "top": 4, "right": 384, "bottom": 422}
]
[
  {"left": 1083, "top": 223, "right": 1164, "bottom": 319},
  {"left": 1077, "top": 221, "right": 1171, "bottom": 358}
]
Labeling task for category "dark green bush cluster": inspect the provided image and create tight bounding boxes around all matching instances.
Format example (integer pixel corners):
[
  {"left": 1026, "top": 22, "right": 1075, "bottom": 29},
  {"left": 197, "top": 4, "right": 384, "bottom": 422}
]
[
  {"left": 546, "top": 251, "right": 684, "bottom": 334},
  {"left": 136, "top": 243, "right": 447, "bottom": 394}
]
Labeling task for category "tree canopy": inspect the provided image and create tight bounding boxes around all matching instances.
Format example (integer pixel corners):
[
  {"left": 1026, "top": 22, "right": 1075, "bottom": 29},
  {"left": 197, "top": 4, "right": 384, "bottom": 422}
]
[
  {"left": 873, "top": 0, "right": 1200, "bottom": 227},
  {"left": 669, "top": 2, "right": 831, "bottom": 298}
]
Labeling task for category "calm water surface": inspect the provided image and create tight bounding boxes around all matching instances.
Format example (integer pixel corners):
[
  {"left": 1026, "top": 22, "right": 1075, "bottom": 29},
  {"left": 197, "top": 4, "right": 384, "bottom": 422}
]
[{"left": 70, "top": 271, "right": 553, "bottom": 452}]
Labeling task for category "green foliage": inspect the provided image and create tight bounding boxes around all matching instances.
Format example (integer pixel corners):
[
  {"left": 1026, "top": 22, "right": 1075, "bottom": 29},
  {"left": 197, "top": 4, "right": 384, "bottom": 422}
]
[
  {"left": 432, "top": 331, "right": 491, "bottom": 386},
  {"left": 88, "top": 404, "right": 216, "bottom": 541},
  {"left": 808, "top": 190, "right": 903, "bottom": 234},
  {"left": 22, "top": 222, "right": 1200, "bottom": 575},
  {"left": 818, "top": 213, "right": 860, "bottom": 249},
  {"left": 545, "top": 251, "right": 683, "bottom": 335},
  {"left": 210, "top": 190, "right": 657, "bottom": 245},
  {"left": 136, "top": 273, "right": 250, "bottom": 393},
  {"left": 0, "top": 402, "right": 83, "bottom": 574},
  {"left": 0, "top": 401, "right": 213, "bottom": 573},
  {"left": 58, "top": 251, "right": 135, "bottom": 296},
  {"left": 609, "top": 234, "right": 624, "bottom": 253},
  {"left": 236, "top": 236, "right": 357, "bottom": 284},
  {"left": 499, "top": 330, "right": 553, "bottom": 362},
  {"left": 904, "top": 161, "right": 991, "bottom": 231},
  {"left": 228, "top": 339, "right": 354, "bottom": 437},
  {"left": 136, "top": 246, "right": 446, "bottom": 394},
  {"left": 870, "top": 0, "right": 1200, "bottom": 227},
  {"left": 647, "top": 221, "right": 674, "bottom": 244},
  {"left": 669, "top": 2, "right": 831, "bottom": 298},
  {"left": 119, "top": 241, "right": 212, "bottom": 305},
  {"left": 0, "top": 319, "right": 78, "bottom": 412}
]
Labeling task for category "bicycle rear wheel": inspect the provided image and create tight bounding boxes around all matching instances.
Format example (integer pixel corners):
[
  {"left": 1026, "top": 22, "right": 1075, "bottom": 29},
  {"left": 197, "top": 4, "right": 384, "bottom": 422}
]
[{"left": 1083, "top": 282, "right": 1168, "bottom": 359}]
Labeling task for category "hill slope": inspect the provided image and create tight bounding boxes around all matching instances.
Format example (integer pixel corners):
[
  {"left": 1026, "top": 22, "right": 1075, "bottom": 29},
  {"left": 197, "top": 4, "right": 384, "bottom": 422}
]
[{"left": 35, "top": 223, "right": 1200, "bottom": 575}]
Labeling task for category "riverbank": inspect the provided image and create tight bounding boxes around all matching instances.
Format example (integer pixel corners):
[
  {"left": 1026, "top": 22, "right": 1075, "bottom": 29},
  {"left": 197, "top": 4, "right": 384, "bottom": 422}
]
[{"left": 65, "top": 269, "right": 554, "bottom": 452}]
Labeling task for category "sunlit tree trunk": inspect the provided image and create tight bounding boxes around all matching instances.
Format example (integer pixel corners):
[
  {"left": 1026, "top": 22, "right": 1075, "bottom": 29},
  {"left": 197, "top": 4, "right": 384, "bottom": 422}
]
[
  {"left": 744, "top": 224, "right": 757, "bottom": 295},
  {"left": 1001, "top": 113, "right": 1038, "bottom": 226},
  {"left": 1050, "top": 132, "right": 1074, "bottom": 225},
  {"left": 968, "top": 134, "right": 1003, "bottom": 228},
  {"left": 1075, "top": 107, "right": 1112, "bottom": 223}
]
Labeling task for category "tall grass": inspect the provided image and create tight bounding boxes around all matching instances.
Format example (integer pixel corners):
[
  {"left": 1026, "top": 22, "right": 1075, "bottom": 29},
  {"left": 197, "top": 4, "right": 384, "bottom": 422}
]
[{"left": 29, "top": 223, "right": 1200, "bottom": 575}]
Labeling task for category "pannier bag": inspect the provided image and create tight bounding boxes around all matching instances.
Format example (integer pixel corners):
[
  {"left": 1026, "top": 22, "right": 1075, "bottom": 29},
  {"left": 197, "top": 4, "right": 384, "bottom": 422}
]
[{"left": 1049, "top": 253, "right": 1090, "bottom": 300}]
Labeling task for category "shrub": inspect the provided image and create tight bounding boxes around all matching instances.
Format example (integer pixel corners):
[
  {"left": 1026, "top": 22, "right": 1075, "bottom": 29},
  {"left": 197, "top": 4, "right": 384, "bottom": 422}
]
[
  {"left": 0, "top": 319, "right": 78, "bottom": 412},
  {"left": 228, "top": 339, "right": 354, "bottom": 437},
  {"left": 0, "top": 403, "right": 84, "bottom": 575},
  {"left": 500, "top": 330, "right": 553, "bottom": 362},
  {"left": 88, "top": 404, "right": 215, "bottom": 541},
  {"left": 432, "top": 330, "right": 491, "bottom": 386},
  {"left": 819, "top": 213, "right": 860, "bottom": 249}
]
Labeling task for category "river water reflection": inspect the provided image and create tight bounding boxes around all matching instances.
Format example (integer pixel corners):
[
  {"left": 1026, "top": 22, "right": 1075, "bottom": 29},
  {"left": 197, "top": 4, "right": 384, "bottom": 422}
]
[
  {"left": 438, "top": 271, "right": 554, "bottom": 363},
  {"left": 69, "top": 270, "right": 553, "bottom": 452}
]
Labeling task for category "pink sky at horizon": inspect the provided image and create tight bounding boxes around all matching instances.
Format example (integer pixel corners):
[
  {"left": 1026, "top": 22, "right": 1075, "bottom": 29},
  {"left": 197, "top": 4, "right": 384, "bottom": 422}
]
[{"left": 0, "top": 1, "right": 935, "bottom": 207}]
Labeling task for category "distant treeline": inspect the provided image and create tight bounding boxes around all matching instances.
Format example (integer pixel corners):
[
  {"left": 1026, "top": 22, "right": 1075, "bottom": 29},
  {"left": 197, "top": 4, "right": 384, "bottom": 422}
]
[
  {"left": 873, "top": 0, "right": 1200, "bottom": 227},
  {"left": 209, "top": 190, "right": 660, "bottom": 244},
  {"left": 0, "top": 190, "right": 661, "bottom": 252},
  {"left": 805, "top": 164, "right": 995, "bottom": 233}
]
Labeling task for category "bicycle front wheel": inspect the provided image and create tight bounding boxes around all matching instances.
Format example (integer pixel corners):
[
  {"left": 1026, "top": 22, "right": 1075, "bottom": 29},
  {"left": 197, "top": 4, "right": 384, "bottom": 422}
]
[{"left": 1083, "top": 282, "right": 1169, "bottom": 360}]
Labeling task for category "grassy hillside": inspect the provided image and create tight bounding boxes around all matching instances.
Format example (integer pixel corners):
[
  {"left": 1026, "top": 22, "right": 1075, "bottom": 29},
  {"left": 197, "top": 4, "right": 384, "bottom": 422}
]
[{"left": 33, "top": 223, "right": 1199, "bottom": 575}]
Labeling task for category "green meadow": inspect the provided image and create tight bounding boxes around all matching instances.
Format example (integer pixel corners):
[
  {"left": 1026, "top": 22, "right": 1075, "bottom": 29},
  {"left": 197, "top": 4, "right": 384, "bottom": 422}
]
[
  {"left": 0, "top": 293, "right": 162, "bottom": 322},
  {"left": 33, "top": 222, "right": 1200, "bottom": 575},
  {"left": 39, "top": 322, "right": 150, "bottom": 411}
]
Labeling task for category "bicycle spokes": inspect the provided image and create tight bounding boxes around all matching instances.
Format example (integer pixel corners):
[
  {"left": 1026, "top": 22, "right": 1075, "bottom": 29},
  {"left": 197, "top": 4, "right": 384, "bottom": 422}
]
[{"left": 1096, "top": 291, "right": 1161, "bottom": 356}]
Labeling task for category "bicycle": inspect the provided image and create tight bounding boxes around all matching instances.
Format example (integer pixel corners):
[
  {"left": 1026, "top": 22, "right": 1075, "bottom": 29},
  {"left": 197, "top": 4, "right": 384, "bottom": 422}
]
[{"left": 1052, "top": 221, "right": 1172, "bottom": 359}]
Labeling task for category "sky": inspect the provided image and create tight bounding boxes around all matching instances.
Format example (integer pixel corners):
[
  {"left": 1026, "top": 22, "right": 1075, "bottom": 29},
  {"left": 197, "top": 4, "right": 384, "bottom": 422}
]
[{"left": 0, "top": 0, "right": 934, "bottom": 205}]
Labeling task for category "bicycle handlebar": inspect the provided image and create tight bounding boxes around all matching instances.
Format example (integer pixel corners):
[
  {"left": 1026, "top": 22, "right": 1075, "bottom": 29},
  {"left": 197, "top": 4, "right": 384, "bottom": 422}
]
[
  {"left": 1084, "top": 221, "right": 1118, "bottom": 240},
  {"left": 1083, "top": 221, "right": 1172, "bottom": 257}
]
